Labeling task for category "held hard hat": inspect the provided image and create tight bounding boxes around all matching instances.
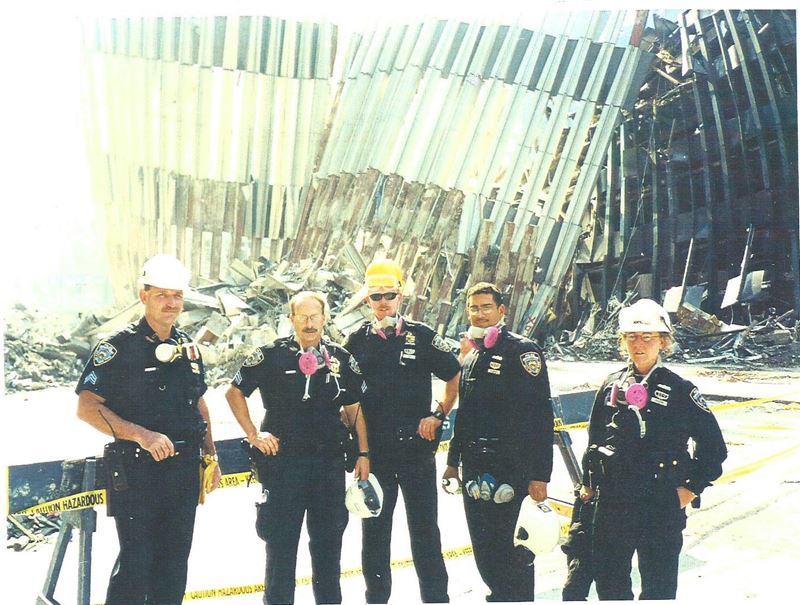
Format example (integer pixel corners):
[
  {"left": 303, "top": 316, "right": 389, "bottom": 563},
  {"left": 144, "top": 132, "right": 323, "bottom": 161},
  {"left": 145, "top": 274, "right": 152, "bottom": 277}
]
[
  {"left": 618, "top": 298, "right": 672, "bottom": 333},
  {"left": 139, "top": 254, "right": 191, "bottom": 291},
  {"left": 345, "top": 473, "right": 384, "bottom": 518},
  {"left": 365, "top": 259, "right": 404, "bottom": 289},
  {"left": 513, "top": 497, "right": 561, "bottom": 555}
]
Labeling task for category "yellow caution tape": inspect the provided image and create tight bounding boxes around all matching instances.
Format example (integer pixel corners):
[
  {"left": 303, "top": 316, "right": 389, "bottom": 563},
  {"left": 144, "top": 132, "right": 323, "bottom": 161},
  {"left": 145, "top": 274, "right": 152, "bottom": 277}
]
[
  {"left": 11, "top": 472, "right": 253, "bottom": 517},
  {"left": 13, "top": 490, "right": 107, "bottom": 516},
  {"left": 716, "top": 443, "right": 800, "bottom": 485},
  {"left": 14, "top": 389, "right": 799, "bottom": 517},
  {"left": 175, "top": 544, "right": 477, "bottom": 602}
]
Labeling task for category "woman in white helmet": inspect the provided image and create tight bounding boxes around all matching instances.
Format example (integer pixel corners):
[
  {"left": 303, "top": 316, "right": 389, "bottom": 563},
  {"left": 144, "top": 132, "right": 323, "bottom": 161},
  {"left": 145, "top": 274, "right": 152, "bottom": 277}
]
[{"left": 572, "top": 298, "right": 727, "bottom": 600}]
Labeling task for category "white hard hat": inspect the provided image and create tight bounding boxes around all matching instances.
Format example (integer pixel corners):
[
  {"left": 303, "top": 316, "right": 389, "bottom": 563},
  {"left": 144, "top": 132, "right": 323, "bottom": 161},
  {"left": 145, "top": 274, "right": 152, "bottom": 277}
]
[
  {"left": 513, "top": 497, "right": 561, "bottom": 556},
  {"left": 139, "top": 254, "right": 191, "bottom": 291},
  {"left": 345, "top": 473, "right": 383, "bottom": 518},
  {"left": 618, "top": 298, "right": 672, "bottom": 333}
]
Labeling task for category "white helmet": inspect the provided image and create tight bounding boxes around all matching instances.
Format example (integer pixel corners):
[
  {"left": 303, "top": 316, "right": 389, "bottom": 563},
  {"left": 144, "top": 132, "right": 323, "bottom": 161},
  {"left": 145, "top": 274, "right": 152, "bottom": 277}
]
[
  {"left": 513, "top": 497, "right": 561, "bottom": 555},
  {"left": 345, "top": 474, "right": 383, "bottom": 518},
  {"left": 139, "top": 254, "right": 191, "bottom": 291},
  {"left": 618, "top": 298, "right": 672, "bottom": 333}
]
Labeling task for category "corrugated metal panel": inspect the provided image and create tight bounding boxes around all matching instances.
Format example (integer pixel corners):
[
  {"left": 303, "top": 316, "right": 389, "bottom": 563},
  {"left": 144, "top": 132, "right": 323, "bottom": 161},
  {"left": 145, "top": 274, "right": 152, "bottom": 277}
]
[
  {"left": 294, "top": 12, "right": 655, "bottom": 334},
  {"left": 81, "top": 16, "right": 339, "bottom": 299}
]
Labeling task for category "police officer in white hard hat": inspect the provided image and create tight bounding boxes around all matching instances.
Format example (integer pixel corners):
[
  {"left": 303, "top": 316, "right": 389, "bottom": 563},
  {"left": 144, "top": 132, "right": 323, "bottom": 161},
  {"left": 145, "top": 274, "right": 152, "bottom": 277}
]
[
  {"left": 76, "top": 253, "right": 221, "bottom": 605},
  {"left": 573, "top": 298, "right": 727, "bottom": 600}
]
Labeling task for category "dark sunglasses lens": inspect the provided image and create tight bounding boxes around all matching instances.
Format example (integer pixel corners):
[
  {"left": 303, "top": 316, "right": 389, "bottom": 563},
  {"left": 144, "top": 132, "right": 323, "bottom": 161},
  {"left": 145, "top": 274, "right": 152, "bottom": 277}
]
[{"left": 368, "top": 292, "right": 398, "bottom": 302}]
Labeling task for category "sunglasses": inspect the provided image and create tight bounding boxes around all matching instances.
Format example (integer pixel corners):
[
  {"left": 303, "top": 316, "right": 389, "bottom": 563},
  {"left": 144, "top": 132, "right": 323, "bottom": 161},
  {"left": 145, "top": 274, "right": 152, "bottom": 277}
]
[{"left": 368, "top": 292, "right": 399, "bottom": 302}]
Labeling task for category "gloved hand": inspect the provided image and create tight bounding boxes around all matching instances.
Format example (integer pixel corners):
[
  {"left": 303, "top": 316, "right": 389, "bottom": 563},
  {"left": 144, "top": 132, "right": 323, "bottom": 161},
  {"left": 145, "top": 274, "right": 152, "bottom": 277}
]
[{"left": 198, "top": 455, "right": 221, "bottom": 504}]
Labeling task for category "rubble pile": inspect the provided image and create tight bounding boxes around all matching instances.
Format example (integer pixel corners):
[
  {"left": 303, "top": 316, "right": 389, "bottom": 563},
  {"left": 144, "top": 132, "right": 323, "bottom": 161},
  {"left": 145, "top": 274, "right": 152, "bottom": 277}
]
[
  {"left": 4, "top": 306, "right": 87, "bottom": 391},
  {"left": 546, "top": 297, "right": 800, "bottom": 369},
  {"left": 4, "top": 258, "right": 371, "bottom": 393}
]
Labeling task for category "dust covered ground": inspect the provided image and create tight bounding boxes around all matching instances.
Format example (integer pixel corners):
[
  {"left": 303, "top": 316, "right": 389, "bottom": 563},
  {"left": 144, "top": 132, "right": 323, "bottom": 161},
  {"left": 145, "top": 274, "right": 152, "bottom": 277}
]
[{"left": 2, "top": 361, "right": 799, "bottom": 603}]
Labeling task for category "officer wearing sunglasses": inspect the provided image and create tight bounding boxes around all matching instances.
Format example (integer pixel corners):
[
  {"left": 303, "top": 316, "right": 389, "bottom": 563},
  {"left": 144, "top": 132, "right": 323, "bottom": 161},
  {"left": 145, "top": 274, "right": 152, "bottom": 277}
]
[{"left": 343, "top": 259, "right": 460, "bottom": 604}]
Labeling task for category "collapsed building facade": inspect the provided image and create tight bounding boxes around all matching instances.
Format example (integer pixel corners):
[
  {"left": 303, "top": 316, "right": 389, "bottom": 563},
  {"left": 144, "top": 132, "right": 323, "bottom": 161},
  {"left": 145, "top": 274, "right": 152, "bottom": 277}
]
[{"left": 76, "top": 9, "right": 797, "bottom": 344}]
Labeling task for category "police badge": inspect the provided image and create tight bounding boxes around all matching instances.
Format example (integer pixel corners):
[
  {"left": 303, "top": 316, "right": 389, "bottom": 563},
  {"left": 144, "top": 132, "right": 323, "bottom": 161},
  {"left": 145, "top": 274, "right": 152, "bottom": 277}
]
[
  {"left": 690, "top": 387, "right": 711, "bottom": 413},
  {"left": 92, "top": 341, "right": 117, "bottom": 366},
  {"left": 519, "top": 351, "right": 542, "bottom": 377},
  {"left": 432, "top": 334, "right": 450, "bottom": 352},
  {"left": 243, "top": 347, "right": 264, "bottom": 367},
  {"left": 348, "top": 355, "right": 362, "bottom": 375}
]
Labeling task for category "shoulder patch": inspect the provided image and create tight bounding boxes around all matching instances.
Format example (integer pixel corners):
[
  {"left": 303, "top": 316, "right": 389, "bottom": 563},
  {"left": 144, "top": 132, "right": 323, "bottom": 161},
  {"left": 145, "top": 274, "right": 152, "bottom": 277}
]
[
  {"left": 349, "top": 355, "right": 362, "bottom": 375},
  {"left": 431, "top": 334, "right": 450, "bottom": 352},
  {"left": 520, "top": 351, "right": 542, "bottom": 377},
  {"left": 92, "top": 341, "right": 117, "bottom": 366},
  {"left": 243, "top": 348, "right": 264, "bottom": 367},
  {"left": 689, "top": 387, "right": 711, "bottom": 413}
]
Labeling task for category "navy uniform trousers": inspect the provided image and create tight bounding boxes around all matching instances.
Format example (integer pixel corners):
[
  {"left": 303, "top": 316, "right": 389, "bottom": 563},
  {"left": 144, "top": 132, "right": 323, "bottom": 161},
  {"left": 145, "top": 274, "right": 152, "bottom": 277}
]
[
  {"left": 362, "top": 449, "right": 448, "bottom": 603},
  {"left": 106, "top": 454, "right": 200, "bottom": 605},
  {"left": 257, "top": 453, "right": 348, "bottom": 605}
]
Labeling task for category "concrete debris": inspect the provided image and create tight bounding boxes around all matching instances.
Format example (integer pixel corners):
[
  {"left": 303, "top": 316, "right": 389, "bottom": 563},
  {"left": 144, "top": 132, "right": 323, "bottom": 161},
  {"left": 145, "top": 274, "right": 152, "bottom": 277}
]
[
  {"left": 4, "top": 306, "right": 86, "bottom": 392},
  {"left": 4, "top": 259, "right": 367, "bottom": 393},
  {"left": 6, "top": 265, "right": 799, "bottom": 395},
  {"left": 546, "top": 296, "right": 799, "bottom": 370}
]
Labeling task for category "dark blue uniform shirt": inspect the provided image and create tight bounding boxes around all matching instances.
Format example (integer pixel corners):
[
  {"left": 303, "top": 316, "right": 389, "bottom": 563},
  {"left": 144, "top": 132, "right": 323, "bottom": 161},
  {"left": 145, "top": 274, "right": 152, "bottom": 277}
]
[
  {"left": 447, "top": 327, "right": 554, "bottom": 485},
  {"left": 232, "top": 336, "right": 366, "bottom": 452},
  {"left": 75, "top": 317, "right": 207, "bottom": 442},
  {"left": 344, "top": 318, "right": 460, "bottom": 439},
  {"left": 583, "top": 364, "right": 727, "bottom": 497}
]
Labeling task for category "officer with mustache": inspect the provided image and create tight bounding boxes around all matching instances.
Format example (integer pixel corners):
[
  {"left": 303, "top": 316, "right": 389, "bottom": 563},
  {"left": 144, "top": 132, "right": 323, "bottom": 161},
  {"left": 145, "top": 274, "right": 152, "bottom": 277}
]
[
  {"left": 76, "top": 254, "right": 221, "bottom": 605},
  {"left": 226, "top": 291, "right": 369, "bottom": 605}
]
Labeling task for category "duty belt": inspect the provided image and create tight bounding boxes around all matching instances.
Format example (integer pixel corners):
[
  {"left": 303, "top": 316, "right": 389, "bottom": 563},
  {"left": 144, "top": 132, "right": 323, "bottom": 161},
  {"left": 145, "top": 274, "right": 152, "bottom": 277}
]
[
  {"left": 371, "top": 423, "right": 421, "bottom": 443},
  {"left": 105, "top": 438, "right": 200, "bottom": 463},
  {"left": 277, "top": 438, "right": 340, "bottom": 456}
]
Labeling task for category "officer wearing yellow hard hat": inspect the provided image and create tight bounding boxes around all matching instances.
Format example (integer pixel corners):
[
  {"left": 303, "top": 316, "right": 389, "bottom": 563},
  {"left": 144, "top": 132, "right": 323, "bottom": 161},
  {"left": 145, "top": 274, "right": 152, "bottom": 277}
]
[{"left": 344, "top": 258, "right": 461, "bottom": 603}]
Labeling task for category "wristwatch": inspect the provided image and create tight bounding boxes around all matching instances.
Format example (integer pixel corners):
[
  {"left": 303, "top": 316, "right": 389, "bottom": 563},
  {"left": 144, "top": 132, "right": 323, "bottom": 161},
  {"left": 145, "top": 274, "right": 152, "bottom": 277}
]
[
  {"left": 431, "top": 410, "right": 447, "bottom": 421},
  {"left": 358, "top": 451, "right": 370, "bottom": 458}
]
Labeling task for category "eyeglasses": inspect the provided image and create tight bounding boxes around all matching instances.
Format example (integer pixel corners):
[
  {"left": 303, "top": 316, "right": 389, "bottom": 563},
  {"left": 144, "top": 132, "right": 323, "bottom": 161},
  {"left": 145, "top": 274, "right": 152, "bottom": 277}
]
[
  {"left": 624, "top": 333, "right": 659, "bottom": 343},
  {"left": 294, "top": 313, "right": 323, "bottom": 323},
  {"left": 467, "top": 304, "right": 497, "bottom": 314},
  {"left": 368, "top": 292, "right": 399, "bottom": 302}
]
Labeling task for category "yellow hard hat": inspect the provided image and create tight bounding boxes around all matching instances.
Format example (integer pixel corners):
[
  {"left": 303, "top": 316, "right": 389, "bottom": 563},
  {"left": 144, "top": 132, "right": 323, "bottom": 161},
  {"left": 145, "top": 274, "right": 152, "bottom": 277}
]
[{"left": 365, "top": 259, "right": 404, "bottom": 289}]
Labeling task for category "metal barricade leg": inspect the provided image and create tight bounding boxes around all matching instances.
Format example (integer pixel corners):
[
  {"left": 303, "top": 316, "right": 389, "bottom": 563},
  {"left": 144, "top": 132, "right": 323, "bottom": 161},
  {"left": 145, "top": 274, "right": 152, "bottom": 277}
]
[{"left": 36, "top": 458, "right": 97, "bottom": 605}]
